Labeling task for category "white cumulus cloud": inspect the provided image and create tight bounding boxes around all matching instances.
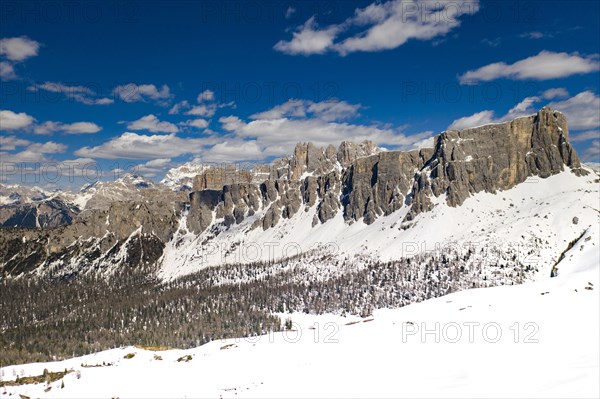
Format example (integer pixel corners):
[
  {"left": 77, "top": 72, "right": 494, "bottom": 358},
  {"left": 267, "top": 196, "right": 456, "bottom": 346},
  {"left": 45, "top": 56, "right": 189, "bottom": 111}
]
[
  {"left": 0, "top": 61, "right": 17, "bottom": 80},
  {"left": 459, "top": 51, "right": 600, "bottom": 84},
  {"left": 250, "top": 99, "right": 361, "bottom": 121},
  {"left": 275, "top": 0, "right": 479, "bottom": 56},
  {"left": 180, "top": 119, "right": 209, "bottom": 129},
  {"left": 75, "top": 132, "right": 219, "bottom": 160},
  {"left": 0, "top": 135, "right": 31, "bottom": 150},
  {"left": 448, "top": 91, "right": 600, "bottom": 132},
  {"left": 220, "top": 102, "right": 431, "bottom": 157},
  {"left": 570, "top": 130, "right": 599, "bottom": 142},
  {"left": 186, "top": 104, "right": 217, "bottom": 118},
  {"left": 548, "top": 91, "right": 600, "bottom": 130},
  {"left": 447, "top": 110, "right": 496, "bottom": 130},
  {"left": 29, "top": 82, "right": 114, "bottom": 105},
  {"left": 197, "top": 90, "right": 215, "bottom": 102},
  {"left": 0, "top": 110, "right": 35, "bottom": 130},
  {"left": 113, "top": 83, "right": 172, "bottom": 104},
  {"left": 33, "top": 121, "right": 102, "bottom": 135},
  {"left": 127, "top": 115, "right": 179, "bottom": 133},
  {"left": 169, "top": 100, "right": 190, "bottom": 115},
  {"left": 0, "top": 36, "right": 40, "bottom": 61}
]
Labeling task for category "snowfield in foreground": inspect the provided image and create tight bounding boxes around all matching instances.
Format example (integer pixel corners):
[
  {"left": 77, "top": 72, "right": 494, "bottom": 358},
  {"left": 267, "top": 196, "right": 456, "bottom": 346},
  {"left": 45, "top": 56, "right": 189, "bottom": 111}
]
[{"left": 2, "top": 222, "right": 598, "bottom": 398}]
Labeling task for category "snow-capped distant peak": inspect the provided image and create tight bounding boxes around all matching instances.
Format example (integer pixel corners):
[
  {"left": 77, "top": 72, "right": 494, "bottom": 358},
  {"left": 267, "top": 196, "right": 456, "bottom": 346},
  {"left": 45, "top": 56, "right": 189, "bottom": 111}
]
[
  {"left": 113, "top": 173, "right": 154, "bottom": 188},
  {"left": 161, "top": 163, "right": 210, "bottom": 191}
]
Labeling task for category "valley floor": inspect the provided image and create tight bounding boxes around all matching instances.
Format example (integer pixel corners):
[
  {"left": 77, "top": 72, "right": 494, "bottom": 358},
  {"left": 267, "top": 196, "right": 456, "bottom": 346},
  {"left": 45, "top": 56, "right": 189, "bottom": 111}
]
[{"left": 2, "top": 224, "right": 599, "bottom": 398}]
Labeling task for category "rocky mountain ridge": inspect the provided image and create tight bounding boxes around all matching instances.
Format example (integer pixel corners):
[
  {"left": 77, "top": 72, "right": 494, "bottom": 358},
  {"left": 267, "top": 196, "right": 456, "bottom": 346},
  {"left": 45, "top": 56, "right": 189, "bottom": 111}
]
[
  {"left": 0, "top": 107, "right": 592, "bottom": 279},
  {"left": 186, "top": 107, "right": 585, "bottom": 234}
]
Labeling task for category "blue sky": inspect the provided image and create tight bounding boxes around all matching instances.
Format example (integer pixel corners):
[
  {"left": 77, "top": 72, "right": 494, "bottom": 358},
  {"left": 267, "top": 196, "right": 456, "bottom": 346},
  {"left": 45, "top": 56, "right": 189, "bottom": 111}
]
[{"left": 0, "top": 0, "right": 599, "bottom": 188}]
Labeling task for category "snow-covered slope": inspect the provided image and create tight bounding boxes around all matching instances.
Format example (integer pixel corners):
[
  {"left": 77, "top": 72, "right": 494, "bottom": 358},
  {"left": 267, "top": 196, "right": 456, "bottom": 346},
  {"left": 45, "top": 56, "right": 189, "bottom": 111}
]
[
  {"left": 161, "top": 162, "right": 209, "bottom": 191},
  {"left": 0, "top": 184, "right": 82, "bottom": 228},
  {"left": 3, "top": 222, "right": 598, "bottom": 399},
  {"left": 0, "top": 184, "right": 53, "bottom": 205},
  {"left": 71, "top": 173, "right": 158, "bottom": 210},
  {"left": 159, "top": 167, "right": 599, "bottom": 281},
  {"left": 1, "top": 174, "right": 166, "bottom": 224}
]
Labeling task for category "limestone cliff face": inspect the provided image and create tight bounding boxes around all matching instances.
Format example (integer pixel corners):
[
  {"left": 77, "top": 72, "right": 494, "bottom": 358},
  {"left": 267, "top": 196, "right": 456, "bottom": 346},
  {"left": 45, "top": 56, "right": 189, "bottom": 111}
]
[
  {"left": 193, "top": 168, "right": 254, "bottom": 191},
  {"left": 342, "top": 149, "right": 434, "bottom": 224},
  {"left": 186, "top": 140, "right": 380, "bottom": 233},
  {"left": 0, "top": 108, "right": 588, "bottom": 278},
  {"left": 186, "top": 108, "right": 585, "bottom": 235},
  {"left": 406, "top": 107, "right": 585, "bottom": 220}
]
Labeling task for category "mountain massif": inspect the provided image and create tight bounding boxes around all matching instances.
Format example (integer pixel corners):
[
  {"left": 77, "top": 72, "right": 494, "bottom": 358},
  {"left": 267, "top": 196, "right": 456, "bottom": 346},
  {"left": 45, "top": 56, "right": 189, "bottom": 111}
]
[{"left": 0, "top": 107, "right": 592, "bottom": 280}]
